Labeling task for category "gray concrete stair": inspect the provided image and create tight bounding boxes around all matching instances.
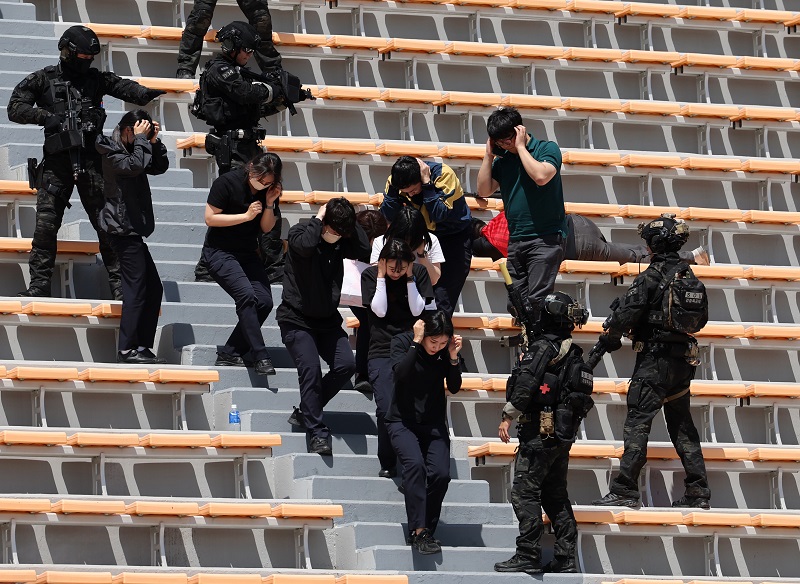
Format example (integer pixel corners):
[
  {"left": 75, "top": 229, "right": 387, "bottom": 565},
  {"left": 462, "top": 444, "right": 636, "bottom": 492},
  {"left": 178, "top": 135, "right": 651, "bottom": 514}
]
[
  {"left": 358, "top": 545, "right": 518, "bottom": 572},
  {"left": 336, "top": 521, "right": 521, "bottom": 550},
  {"left": 288, "top": 475, "right": 488, "bottom": 503},
  {"left": 338, "top": 501, "right": 515, "bottom": 526},
  {"left": 272, "top": 453, "right": 473, "bottom": 481},
  {"left": 0, "top": 3, "right": 36, "bottom": 20}
]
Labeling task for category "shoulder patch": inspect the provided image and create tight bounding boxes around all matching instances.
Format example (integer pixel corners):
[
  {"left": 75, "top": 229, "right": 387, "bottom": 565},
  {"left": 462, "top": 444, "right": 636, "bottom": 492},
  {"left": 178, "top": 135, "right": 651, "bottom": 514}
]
[
  {"left": 219, "top": 66, "right": 236, "bottom": 80},
  {"left": 17, "top": 72, "right": 38, "bottom": 89}
]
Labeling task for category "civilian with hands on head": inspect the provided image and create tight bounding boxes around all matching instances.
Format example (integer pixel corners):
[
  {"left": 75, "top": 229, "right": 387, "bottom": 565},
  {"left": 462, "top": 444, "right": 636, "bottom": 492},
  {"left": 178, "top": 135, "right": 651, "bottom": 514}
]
[
  {"left": 7, "top": 25, "right": 165, "bottom": 299},
  {"left": 96, "top": 110, "right": 168, "bottom": 365},
  {"left": 371, "top": 206, "right": 443, "bottom": 288},
  {"left": 201, "top": 152, "right": 283, "bottom": 376},
  {"left": 477, "top": 107, "right": 567, "bottom": 331},
  {"left": 381, "top": 156, "right": 472, "bottom": 317},
  {"left": 387, "top": 311, "right": 462, "bottom": 555},
  {"left": 494, "top": 292, "right": 592, "bottom": 575},
  {"left": 278, "top": 198, "right": 371, "bottom": 456},
  {"left": 592, "top": 214, "right": 710, "bottom": 510},
  {"left": 191, "top": 21, "right": 286, "bottom": 284},
  {"left": 361, "top": 239, "right": 434, "bottom": 478},
  {"left": 351, "top": 210, "right": 389, "bottom": 395},
  {"left": 176, "top": 0, "right": 282, "bottom": 79}
]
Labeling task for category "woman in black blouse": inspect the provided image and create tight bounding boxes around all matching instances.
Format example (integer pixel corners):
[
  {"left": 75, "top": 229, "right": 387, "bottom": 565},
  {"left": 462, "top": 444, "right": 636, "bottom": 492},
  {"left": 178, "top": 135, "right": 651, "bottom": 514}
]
[{"left": 387, "top": 310, "right": 462, "bottom": 555}]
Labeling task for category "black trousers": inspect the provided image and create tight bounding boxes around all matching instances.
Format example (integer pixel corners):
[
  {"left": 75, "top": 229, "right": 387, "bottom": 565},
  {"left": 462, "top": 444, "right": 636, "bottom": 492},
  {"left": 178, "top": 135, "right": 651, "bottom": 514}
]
[
  {"left": 511, "top": 433, "right": 577, "bottom": 565},
  {"left": 433, "top": 228, "right": 472, "bottom": 317},
  {"left": 110, "top": 235, "right": 162, "bottom": 352},
  {"left": 368, "top": 357, "right": 396, "bottom": 471},
  {"left": 506, "top": 234, "right": 565, "bottom": 321},
  {"left": 178, "top": 0, "right": 282, "bottom": 74},
  {"left": 351, "top": 306, "right": 370, "bottom": 378},
  {"left": 203, "top": 246, "right": 273, "bottom": 361},
  {"left": 386, "top": 420, "right": 451, "bottom": 534},
  {"left": 610, "top": 350, "right": 710, "bottom": 501},
  {"left": 280, "top": 324, "right": 355, "bottom": 440},
  {"left": 30, "top": 150, "right": 121, "bottom": 297}
]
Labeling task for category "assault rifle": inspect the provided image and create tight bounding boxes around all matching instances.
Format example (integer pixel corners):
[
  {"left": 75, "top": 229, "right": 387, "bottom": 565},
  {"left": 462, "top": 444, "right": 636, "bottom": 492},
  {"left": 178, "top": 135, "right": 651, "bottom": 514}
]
[
  {"left": 239, "top": 67, "right": 312, "bottom": 116},
  {"left": 498, "top": 260, "right": 540, "bottom": 351}
]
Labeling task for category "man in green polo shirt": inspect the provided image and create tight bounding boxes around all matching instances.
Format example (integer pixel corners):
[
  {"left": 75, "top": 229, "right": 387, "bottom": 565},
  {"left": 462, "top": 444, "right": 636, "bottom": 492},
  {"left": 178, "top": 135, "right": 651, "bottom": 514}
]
[{"left": 477, "top": 107, "right": 567, "bottom": 327}]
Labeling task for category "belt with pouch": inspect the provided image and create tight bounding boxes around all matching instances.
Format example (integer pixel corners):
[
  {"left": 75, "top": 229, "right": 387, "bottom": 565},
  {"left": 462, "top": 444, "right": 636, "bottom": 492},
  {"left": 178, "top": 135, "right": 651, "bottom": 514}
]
[{"left": 633, "top": 340, "right": 700, "bottom": 365}]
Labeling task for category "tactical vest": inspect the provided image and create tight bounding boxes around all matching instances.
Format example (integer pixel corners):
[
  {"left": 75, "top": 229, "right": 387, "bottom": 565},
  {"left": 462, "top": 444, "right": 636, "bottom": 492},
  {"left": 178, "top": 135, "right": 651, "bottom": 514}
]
[
  {"left": 40, "top": 66, "right": 106, "bottom": 138},
  {"left": 647, "top": 260, "right": 708, "bottom": 335}
]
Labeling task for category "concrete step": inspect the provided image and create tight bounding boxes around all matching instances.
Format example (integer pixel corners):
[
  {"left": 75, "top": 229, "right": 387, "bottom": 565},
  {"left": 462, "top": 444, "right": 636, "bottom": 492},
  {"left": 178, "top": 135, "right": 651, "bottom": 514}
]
[
  {"left": 0, "top": 52, "right": 64, "bottom": 72},
  {"left": 289, "top": 475, "right": 489, "bottom": 504},
  {"left": 162, "top": 281, "right": 242, "bottom": 304},
  {"left": 64, "top": 218, "right": 207, "bottom": 245},
  {"left": 215, "top": 386, "right": 374, "bottom": 415},
  {"left": 0, "top": 3, "right": 37, "bottom": 20},
  {"left": 0, "top": 33, "right": 65, "bottom": 55},
  {"left": 337, "top": 500, "right": 515, "bottom": 526},
  {"left": 271, "top": 452, "right": 473, "bottom": 482},
  {"left": 0, "top": 20, "right": 55, "bottom": 37},
  {"left": 359, "top": 545, "right": 519, "bottom": 572},
  {"left": 244, "top": 408, "right": 378, "bottom": 435},
  {"left": 336, "top": 521, "right": 520, "bottom": 550},
  {"left": 180, "top": 344, "right": 299, "bottom": 371},
  {"left": 404, "top": 573, "right": 551, "bottom": 584}
]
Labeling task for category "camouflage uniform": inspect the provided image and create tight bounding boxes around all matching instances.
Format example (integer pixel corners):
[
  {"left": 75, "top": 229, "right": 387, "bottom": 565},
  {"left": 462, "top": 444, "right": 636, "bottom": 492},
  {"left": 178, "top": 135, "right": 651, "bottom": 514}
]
[
  {"left": 192, "top": 52, "right": 284, "bottom": 282},
  {"left": 7, "top": 65, "right": 159, "bottom": 297},
  {"left": 502, "top": 335, "right": 580, "bottom": 572},
  {"left": 177, "top": 0, "right": 282, "bottom": 76},
  {"left": 603, "top": 250, "right": 710, "bottom": 503}
]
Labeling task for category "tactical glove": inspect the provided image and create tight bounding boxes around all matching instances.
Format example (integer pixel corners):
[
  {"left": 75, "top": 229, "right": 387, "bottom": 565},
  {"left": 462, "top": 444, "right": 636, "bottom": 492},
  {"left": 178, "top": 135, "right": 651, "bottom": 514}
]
[
  {"left": 597, "top": 333, "right": 622, "bottom": 353},
  {"left": 144, "top": 89, "right": 167, "bottom": 102},
  {"left": 43, "top": 114, "right": 64, "bottom": 134}
]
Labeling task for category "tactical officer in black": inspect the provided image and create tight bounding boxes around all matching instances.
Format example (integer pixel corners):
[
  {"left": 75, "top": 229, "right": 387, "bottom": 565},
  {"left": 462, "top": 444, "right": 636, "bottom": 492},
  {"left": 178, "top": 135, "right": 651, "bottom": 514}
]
[
  {"left": 176, "top": 0, "right": 282, "bottom": 79},
  {"left": 191, "top": 21, "right": 285, "bottom": 283},
  {"left": 495, "top": 292, "right": 593, "bottom": 575},
  {"left": 7, "top": 25, "right": 165, "bottom": 298},
  {"left": 593, "top": 214, "right": 711, "bottom": 509}
]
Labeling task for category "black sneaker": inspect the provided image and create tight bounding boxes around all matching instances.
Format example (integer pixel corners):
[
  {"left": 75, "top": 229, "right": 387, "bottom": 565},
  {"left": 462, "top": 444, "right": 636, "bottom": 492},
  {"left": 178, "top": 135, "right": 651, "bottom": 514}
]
[
  {"left": 543, "top": 557, "right": 577, "bottom": 573},
  {"left": 592, "top": 492, "right": 640, "bottom": 508},
  {"left": 308, "top": 436, "right": 332, "bottom": 455},
  {"left": 117, "top": 349, "right": 159, "bottom": 365},
  {"left": 672, "top": 496, "right": 710, "bottom": 510},
  {"left": 138, "top": 348, "right": 166, "bottom": 364},
  {"left": 410, "top": 529, "right": 441, "bottom": 555},
  {"left": 215, "top": 352, "right": 245, "bottom": 367},
  {"left": 494, "top": 553, "right": 542, "bottom": 574},
  {"left": 378, "top": 468, "right": 397, "bottom": 479},
  {"left": 287, "top": 406, "right": 305, "bottom": 428},
  {"left": 254, "top": 357, "right": 276, "bottom": 376},
  {"left": 17, "top": 287, "right": 50, "bottom": 298},
  {"left": 353, "top": 374, "right": 374, "bottom": 395}
]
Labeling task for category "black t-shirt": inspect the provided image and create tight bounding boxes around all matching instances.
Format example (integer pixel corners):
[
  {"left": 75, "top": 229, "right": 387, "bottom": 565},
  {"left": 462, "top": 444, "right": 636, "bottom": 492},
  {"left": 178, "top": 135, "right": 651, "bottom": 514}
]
[
  {"left": 203, "top": 168, "right": 280, "bottom": 253},
  {"left": 361, "top": 263, "right": 433, "bottom": 360}
]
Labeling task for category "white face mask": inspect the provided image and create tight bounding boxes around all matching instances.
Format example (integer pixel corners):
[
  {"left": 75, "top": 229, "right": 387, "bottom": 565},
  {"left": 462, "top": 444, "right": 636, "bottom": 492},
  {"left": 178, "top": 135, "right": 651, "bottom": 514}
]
[
  {"left": 321, "top": 230, "right": 342, "bottom": 244},
  {"left": 249, "top": 178, "right": 266, "bottom": 192}
]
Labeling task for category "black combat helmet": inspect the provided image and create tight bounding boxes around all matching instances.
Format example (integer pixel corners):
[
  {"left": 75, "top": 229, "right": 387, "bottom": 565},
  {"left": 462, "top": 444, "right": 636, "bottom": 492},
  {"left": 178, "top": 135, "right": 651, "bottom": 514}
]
[
  {"left": 638, "top": 213, "right": 689, "bottom": 253},
  {"left": 216, "top": 22, "right": 261, "bottom": 55},
  {"left": 58, "top": 25, "right": 100, "bottom": 75},
  {"left": 540, "top": 291, "right": 589, "bottom": 334}
]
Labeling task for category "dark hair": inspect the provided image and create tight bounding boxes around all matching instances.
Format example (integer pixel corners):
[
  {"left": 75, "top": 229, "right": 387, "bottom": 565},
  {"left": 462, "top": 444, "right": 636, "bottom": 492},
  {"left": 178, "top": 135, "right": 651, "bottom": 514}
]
[
  {"left": 487, "top": 107, "right": 523, "bottom": 141},
  {"left": 113, "top": 109, "right": 153, "bottom": 148},
  {"left": 356, "top": 210, "right": 388, "bottom": 241},
  {"left": 470, "top": 217, "right": 487, "bottom": 241},
  {"left": 378, "top": 238, "right": 415, "bottom": 264},
  {"left": 390, "top": 156, "right": 422, "bottom": 190},
  {"left": 423, "top": 310, "right": 454, "bottom": 338},
  {"left": 246, "top": 152, "right": 282, "bottom": 185},
  {"left": 385, "top": 207, "right": 431, "bottom": 252},
  {"left": 324, "top": 197, "right": 357, "bottom": 237}
]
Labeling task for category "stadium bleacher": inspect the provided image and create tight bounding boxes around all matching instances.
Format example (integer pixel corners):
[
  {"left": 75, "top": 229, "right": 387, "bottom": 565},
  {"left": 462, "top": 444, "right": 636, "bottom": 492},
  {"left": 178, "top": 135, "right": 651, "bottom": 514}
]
[{"left": 0, "top": 0, "right": 800, "bottom": 581}]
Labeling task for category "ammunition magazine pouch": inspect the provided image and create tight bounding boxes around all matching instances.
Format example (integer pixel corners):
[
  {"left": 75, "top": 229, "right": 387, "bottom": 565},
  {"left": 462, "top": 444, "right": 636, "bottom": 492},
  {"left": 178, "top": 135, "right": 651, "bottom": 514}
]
[{"left": 43, "top": 129, "right": 83, "bottom": 155}]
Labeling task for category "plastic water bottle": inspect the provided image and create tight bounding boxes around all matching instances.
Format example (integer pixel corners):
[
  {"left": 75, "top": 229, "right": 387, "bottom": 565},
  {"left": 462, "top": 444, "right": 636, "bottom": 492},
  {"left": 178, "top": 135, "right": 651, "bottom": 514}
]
[{"left": 229, "top": 404, "right": 241, "bottom": 431}]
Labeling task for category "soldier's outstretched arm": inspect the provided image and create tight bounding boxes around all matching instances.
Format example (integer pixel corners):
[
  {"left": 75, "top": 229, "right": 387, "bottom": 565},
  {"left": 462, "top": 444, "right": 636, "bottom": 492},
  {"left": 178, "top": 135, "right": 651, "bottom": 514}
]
[
  {"left": 101, "top": 72, "right": 165, "bottom": 106},
  {"left": 604, "top": 271, "right": 655, "bottom": 337},
  {"left": 210, "top": 65, "right": 273, "bottom": 106},
  {"left": 7, "top": 72, "right": 50, "bottom": 126}
]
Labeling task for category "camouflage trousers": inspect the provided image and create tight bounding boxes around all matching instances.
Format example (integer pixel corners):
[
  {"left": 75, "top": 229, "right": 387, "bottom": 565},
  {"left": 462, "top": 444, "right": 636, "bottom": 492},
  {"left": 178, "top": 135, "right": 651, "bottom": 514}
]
[
  {"left": 195, "top": 139, "right": 284, "bottom": 283},
  {"left": 30, "top": 151, "right": 121, "bottom": 297},
  {"left": 178, "top": 0, "right": 282, "bottom": 74},
  {"left": 510, "top": 433, "right": 577, "bottom": 565},
  {"left": 610, "top": 350, "right": 710, "bottom": 501}
]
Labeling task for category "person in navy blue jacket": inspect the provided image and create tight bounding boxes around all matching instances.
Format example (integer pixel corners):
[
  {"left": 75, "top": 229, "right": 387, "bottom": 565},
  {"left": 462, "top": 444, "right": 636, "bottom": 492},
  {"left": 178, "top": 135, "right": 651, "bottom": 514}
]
[{"left": 381, "top": 156, "right": 472, "bottom": 317}]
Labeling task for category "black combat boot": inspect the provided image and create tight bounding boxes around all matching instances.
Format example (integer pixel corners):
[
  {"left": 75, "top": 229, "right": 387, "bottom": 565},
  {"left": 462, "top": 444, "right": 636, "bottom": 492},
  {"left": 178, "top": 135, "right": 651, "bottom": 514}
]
[
  {"left": 592, "top": 492, "right": 640, "bottom": 508},
  {"left": 672, "top": 495, "right": 710, "bottom": 510},
  {"left": 494, "top": 553, "right": 542, "bottom": 574},
  {"left": 543, "top": 556, "right": 577, "bottom": 573}
]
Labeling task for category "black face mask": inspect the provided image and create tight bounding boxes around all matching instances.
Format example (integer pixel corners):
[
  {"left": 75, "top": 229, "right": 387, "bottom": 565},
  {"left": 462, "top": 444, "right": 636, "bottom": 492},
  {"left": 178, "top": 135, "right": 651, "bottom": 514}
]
[{"left": 62, "top": 55, "right": 93, "bottom": 77}]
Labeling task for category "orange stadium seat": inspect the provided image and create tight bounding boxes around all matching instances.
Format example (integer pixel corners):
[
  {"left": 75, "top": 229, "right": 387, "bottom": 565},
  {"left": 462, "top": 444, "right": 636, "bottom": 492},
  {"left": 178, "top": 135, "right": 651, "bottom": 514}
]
[
  {"left": 0, "top": 180, "right": 35, "bottom": 194},
  {"left": 744, "top": 325, "right": 800, "bottom": 340},
  {"left": 321, "top": 86, "right": 383, "bottom": 101},
  {"left": 35, "top": 572, "right": 113, "bottom": 584},
  {"left": 678, "top": 6, "right": 739, "bottom": 21},
  {"left": 445, "top": 42, "right": 508, "bottom": 57},
  {"left": 437, "top": 145, "right": 484, "bottom": 159},
  {"left": 620, "top": 155, "right": 682, "bottom": 168},
  {"left": 0, "top": 571, "right": 37, "bottom": 583},
  {"left": 622, "top": 101, "right": 682, "bottom": 116},
  {"left": 325, "top": 35, "right": 387, "bottom": 51},
  {"left": 210, "top": 433, "right": 281, "bottom": 448},
  {"left": 334, "top": 576, "right": 408, "bottom": 584},
  {"left": 736, "top": 9, "right": 795, "bottom": 23},
  {"left": 679, "top": 104, "right": 742, "bottom": 119},
  {"left": 86, "top": 23, "right": 144, "bottom": 37},
  {"left": 272, "top": 32, "right": 329, "bottom": 48},
  {"left": 511, "top": 0, "right": 569, "bottom": 9},
  {"left": 198, "top": 502, "right": 272, "bottom": 517},
  {"left": 435, "top": 92, "right": 504, "bottom": 107},
  {"left": 744, "top": 266, "right": 800, "bottom": 280},
  {"left": 5, "top": 367, "right": 80, "bottom": 381},
  {"left": 381, "top": 38, "right": 449, "bottom": 54},
  {"left": 742, "top": 210, "right": 800, "bottom": 224},
  {"left": 564, "top": 48, "right": 625, "bottom": 62},
  {"left": 562, "top": 151, "right": 622, "bottom": 165},
  {"left": 66, "top": 433, "right": 140, "bottom": 447},
  {"left": 500, "top": 94, "right": 564, "bottom": 109},
  {"left": 125, "top": 501, "right": 200, "bottom": 516},
  {"left": 112, "top": 574, "right": 189, "bottom": 584},
  {"left": 271, "top": 503, "right": 344, "bottom": 518},
  {"left": 310, "top": 140, "right": 377, "bottom": 155},
  {"left": 564, "top": 202, "right": 623, "bottom": 216},
  {"left": 679, "top": 208, "right": 745, "bottom": 222},
  {"left": 619, "top": 50, "right": 681, "bottom": 65},
  {"left": 77, "top": 368, "right": 151, "bottom": 382},
  {"left": 138, "top": 434, "right": 213, "bottom": 448},
  {"left": 563, "top": 98, "right": 624, "bottom": 113},
  {"left": 620, "top": 2, "right": 682, "bottom": 17},
  {"left": 51, "top": 499, "right": 126, "bottom": 514},
  {"left": 379, "top": 89, "right": 445, "bottom": 104},
  {"left": 733, "top": 106, "right": 799, "bottom": 121},
  {"left": 0, "top": 498, "right": 51, "bottom": 513},
  {"left": 614, "top": 510, "right": 686, "bottom": 526},
  {"left": 750, "top": 447, "right": 800, "bottom": 462},
  {"left": 144, "top": 26, "right": 215, "bottom": 42},
  {"left": 673, "top": 53, "right": 739, "bottom": 68},
  {"left": 567, "top": 0, "right": 625, "bottom": 14},
  {"left": 309, "top": 191, "right": 373, "bottom": 205},
  {"left": 741, "top": 159, "right": 800, "bottom": 174},
  {"left": 748, "top": 383, "right": 800, "bottom": 398},
  {"left": 734, "top": 57, "right": 798, "bottom": 71},
  {"left": 188, "top": 576, "right": 261, "bottom": 584},
  {"left": 680, "top": 157, "right": 742, "bottom": 171},
  {"left": 147, "top": 370, "right": 219, "bottom": 384},
  {"left": 261, "top": 136, "right": 316, "bottom": 152},
  {"left": 0, "top": 430, "right": 67, "bottom": 445},
  {"left": 505, "top": 45, "right": 567, "bottom": 59}
]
